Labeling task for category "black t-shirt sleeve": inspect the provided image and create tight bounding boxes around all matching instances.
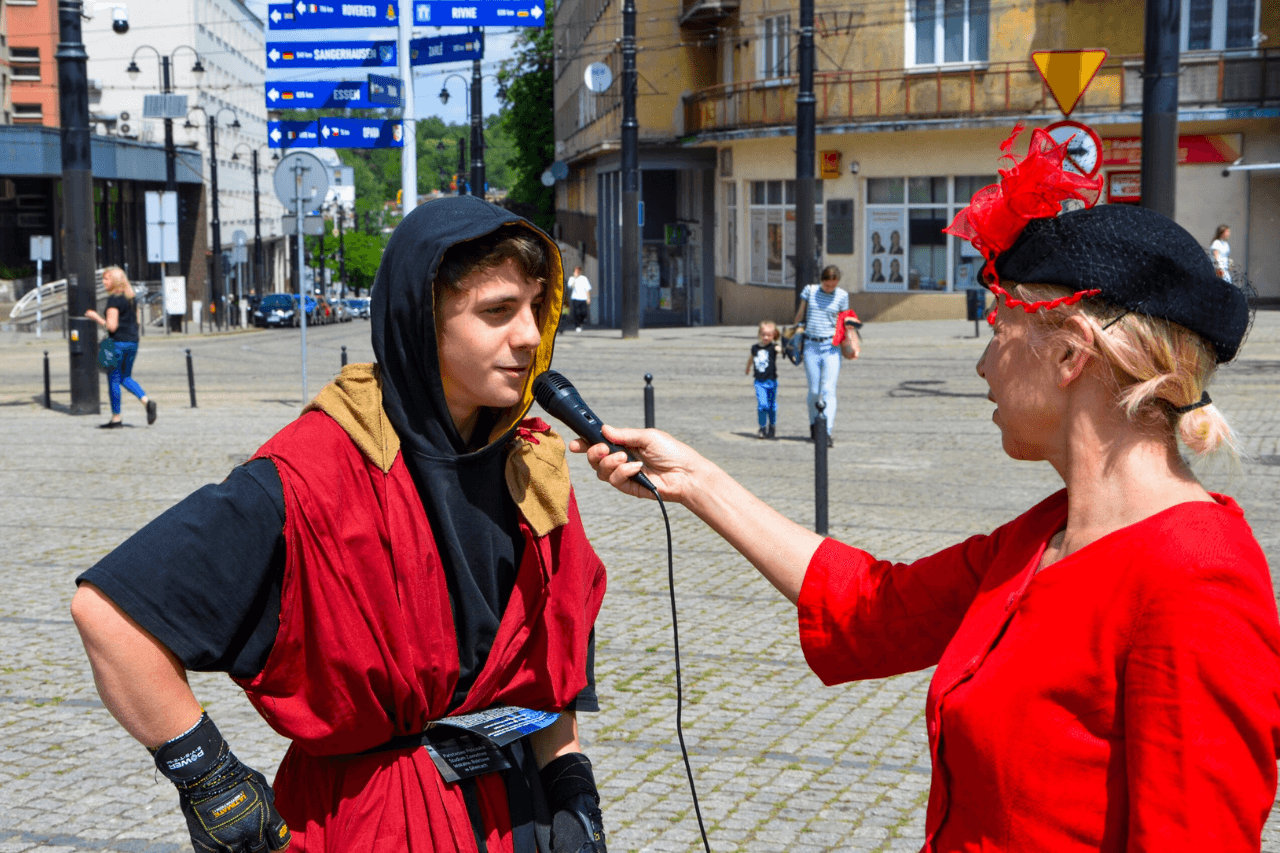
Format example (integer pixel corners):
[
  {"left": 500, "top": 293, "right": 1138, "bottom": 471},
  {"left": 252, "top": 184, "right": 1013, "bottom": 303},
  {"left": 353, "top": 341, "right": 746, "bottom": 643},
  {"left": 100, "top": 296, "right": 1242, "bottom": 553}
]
[
  {"left": 564, "top": 629, "right": 599, "bottom": 713},
  {"left": 76, "top": 458, "right": 285, "bottom": 680}
]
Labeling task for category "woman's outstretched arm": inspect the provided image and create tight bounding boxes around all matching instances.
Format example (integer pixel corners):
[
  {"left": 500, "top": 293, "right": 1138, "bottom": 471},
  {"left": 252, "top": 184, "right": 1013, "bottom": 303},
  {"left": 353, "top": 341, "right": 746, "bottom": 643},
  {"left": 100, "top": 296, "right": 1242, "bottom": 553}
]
[{"left": 572, "top": 425, "right": 823, "bottom": 603}]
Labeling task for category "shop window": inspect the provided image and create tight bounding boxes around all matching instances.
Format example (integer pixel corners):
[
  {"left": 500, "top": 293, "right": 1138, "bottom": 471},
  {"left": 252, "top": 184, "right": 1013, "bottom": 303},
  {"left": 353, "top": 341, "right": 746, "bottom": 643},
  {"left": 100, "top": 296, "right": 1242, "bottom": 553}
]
[
  {"left": 908, "top": 0, "right": 988, "bottom": 66},
  {"left": 761, "top": 15, "right": 791, "bottom": 79},
  {"left": 723, "top": 182, "right": 737, "bottom": 280},
  {"left": 865, "top": 175, "right": 994, "bottom": 292},
  {"left": 826, "top": 199, "right": 854, "bottom": 255},
  {"left": 749, "top": 179, "right": 823, "bottom": 287},
  {"left": 1184, "top": 0, "right": 1258, "bottom": 51}
]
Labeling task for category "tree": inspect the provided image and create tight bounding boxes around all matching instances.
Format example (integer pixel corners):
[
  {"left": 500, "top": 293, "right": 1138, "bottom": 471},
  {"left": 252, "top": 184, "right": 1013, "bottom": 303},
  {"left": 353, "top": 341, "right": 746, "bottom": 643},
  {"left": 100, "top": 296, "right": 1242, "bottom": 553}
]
[
  {"left": 324, "top": 230, "right": 386, "bottom": 295},
  {"left": 497, "top": 0, "right": 555, "bottom": 232}
]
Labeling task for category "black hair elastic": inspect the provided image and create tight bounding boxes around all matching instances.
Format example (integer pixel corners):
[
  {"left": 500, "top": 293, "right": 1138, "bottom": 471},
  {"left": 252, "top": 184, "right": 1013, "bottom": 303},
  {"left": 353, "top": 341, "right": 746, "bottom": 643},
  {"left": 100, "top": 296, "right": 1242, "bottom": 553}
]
[
  {"left": 1101, "top": 310, "right": 1130, "bottom": 331},
  {"left": 1173, "top": 391, "right": 1212, "bottom": 414}
]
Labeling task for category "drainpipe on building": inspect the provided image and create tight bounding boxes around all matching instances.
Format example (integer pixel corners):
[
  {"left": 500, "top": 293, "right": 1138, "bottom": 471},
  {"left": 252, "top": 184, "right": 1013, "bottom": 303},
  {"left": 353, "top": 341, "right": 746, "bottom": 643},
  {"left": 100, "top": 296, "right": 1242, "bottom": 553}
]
[{"left": 1140, "top": 0, "right": 1180, "bottom": 220}]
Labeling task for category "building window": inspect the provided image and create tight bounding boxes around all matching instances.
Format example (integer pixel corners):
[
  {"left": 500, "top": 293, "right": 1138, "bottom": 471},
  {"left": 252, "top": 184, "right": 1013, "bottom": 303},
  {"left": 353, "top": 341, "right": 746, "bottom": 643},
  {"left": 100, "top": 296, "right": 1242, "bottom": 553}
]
[
  {"left": 1184, "top": 0, "right": 1258, "bottom": 51},
  {"left": 761, "top": 15, "right": 791, "bottom": 79},
  {"left": 722, "top": 181, "right": 737, "bottom": 280},
  {"left": 13, "top": 103, "right": 44, "bottom": 121},
  {"left": 748, "top": 179, "right": 823, "bottom": 287},
  {"left": 908, "top": 0, "right": 988, "bottom": 66},
  {"left": 10, "top": 46, "right": 40, "bottom": 81},
  {"left": 865, "top": 175, "right": 994, "bottom": 292}
]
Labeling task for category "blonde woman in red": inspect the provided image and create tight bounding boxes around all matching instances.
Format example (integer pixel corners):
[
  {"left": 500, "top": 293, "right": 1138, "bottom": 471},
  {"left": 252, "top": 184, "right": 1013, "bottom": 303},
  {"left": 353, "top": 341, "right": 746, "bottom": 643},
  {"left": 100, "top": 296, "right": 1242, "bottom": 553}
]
[{"left": 576, "top": 130, "right": 1280, "bottom": 851}]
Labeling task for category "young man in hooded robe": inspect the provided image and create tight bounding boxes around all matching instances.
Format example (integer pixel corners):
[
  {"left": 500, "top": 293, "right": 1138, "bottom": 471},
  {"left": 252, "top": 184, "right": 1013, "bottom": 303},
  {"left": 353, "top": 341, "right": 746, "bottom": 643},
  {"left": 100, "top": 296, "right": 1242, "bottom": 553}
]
[{"left": 71, "top": 197, "right": 610, "bottom": 853}]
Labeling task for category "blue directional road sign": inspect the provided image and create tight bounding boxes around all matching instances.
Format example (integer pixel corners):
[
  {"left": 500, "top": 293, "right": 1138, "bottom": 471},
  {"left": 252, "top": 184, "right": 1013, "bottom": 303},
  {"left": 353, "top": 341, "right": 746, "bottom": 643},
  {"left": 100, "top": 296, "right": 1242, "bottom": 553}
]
[
  {"left": 319, "top": 118, "right": 404, "bottom": 148},
  {"left": 267, "top": 40, "right": 396, "bottom": 69},
  {"left": 267, "top": 0, "right": 398, "bottom": 29},
  {"left": 269, "top": 120, "right": 321, "bottom": 148},
  {"left": 409, "top": 32, "right": 483, "bottom": 67},
  {"left": 265, "top": 79, "right": 394, "bottom": 110},
  {"left": 269, "top": 119, "right": 404, "bottom": 148},
  {"left": 412, "top": 0, "right": 544, "bottom": 27},
  {"left": 366, "top": 74, "right": 403, "bottom": 106}
]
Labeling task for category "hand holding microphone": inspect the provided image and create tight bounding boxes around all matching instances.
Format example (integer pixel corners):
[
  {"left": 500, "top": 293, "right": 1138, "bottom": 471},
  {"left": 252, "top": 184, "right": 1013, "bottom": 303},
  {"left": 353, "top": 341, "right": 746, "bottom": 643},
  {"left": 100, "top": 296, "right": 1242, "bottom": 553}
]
[{"left": 533, "top": 370, "right": 704, "bottom": 502}]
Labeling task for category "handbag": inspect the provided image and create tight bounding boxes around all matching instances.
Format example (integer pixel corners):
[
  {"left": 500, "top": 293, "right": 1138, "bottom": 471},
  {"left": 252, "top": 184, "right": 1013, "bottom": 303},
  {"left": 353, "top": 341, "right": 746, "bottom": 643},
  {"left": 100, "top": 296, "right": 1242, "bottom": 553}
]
[{"left": 97, "top": 337, "right": 121, "bottom": 372}]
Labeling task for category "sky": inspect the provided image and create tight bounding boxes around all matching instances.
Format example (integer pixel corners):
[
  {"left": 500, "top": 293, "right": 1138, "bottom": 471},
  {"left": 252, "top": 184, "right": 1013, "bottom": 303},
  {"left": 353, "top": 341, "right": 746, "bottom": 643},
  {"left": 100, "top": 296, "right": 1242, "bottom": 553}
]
[{"left": 245, "top": 0, "right": 521, "bottom": 126}]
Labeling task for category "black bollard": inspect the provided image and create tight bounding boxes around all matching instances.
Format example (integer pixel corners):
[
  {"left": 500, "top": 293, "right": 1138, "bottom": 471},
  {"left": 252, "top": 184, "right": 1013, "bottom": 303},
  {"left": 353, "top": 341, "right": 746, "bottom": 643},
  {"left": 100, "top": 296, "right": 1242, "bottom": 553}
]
[
  {"left": 185, "top": 348, "right": 198, "bottom": 408},
  {"left": 341, "top": 345, "right": 348, "bottom": 368},
  {"left": 643, "top": 373, "right": 655, "bottom": 429},
  {"left": 43, "top": 351, "right": 50, "bottom": 409},
  {"left": 814, "top": 398, "right": 828, "bottom": 535}
]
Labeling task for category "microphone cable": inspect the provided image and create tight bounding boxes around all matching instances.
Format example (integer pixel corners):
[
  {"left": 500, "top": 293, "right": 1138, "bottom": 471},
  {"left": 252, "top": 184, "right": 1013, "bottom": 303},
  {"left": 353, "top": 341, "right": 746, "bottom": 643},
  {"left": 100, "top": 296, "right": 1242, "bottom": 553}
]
[{"left": 639, "top": 480, "right": 712, "bottom": 853}]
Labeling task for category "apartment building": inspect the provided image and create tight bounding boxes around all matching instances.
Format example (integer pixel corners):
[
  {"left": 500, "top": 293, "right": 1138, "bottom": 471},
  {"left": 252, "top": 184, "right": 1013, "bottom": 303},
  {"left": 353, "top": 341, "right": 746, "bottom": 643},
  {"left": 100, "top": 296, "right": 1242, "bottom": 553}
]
[
  {"left": 1, "top": 0, "right": 11, "bottom": 124},
  {"left": 82, "top": 0, "right": 287, "bottom": 303},
  {"left": 6, "top": 0, "right": 58, "bottom": 126},
  {"left": 555, "top": 0, "right": 1279, "bottom": 326}
]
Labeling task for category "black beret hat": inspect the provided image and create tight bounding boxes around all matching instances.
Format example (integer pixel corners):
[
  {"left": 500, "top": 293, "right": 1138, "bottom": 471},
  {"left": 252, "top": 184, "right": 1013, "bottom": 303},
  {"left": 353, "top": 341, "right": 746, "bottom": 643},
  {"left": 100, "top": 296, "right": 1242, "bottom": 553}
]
[{"left": 994, "top": 204, "right": 1249, "bottom": 363}]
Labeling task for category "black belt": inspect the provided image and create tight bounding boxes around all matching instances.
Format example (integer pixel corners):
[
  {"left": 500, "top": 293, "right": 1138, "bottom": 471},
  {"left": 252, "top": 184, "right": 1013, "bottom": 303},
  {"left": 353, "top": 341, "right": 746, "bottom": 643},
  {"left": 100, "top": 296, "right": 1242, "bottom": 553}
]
[{"left": 804, "top": 333, "right": 829, "bottom": 342}]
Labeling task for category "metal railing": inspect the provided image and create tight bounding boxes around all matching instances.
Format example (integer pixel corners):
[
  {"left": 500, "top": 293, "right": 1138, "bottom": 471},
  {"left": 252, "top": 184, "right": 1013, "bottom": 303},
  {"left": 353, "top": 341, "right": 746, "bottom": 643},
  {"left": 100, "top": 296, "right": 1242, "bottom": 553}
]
[{"left": 683, "top": 48, "right": 1280, "bottom": 135}]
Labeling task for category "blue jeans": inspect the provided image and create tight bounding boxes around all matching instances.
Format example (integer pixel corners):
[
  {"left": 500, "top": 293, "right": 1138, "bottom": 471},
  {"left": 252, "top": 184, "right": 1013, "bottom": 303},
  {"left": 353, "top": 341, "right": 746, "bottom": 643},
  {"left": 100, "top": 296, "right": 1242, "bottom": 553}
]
[
  {"left": 108, "top": 341, "right": 146, "bottom": 415},
  {"left": 754, "top": 379, "right": 777, "bottom": 428},
  {"left": 803, "top": 338, "right": 840, "bottom": 434}
]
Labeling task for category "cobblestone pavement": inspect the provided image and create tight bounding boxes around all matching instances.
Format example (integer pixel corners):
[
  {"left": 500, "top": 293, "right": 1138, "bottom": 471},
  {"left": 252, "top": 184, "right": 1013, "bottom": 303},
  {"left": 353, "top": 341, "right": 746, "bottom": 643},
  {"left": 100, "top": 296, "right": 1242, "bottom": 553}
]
[{"left": 1, "top": 312, "right": 1278, "bottom": 852}]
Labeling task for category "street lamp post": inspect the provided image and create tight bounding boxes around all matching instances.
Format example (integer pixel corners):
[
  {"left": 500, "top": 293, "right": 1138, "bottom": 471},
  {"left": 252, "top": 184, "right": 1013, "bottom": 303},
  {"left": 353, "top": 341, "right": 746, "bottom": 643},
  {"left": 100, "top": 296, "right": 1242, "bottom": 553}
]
[
  {"left": 439, "top": 71, "right": 501, "bottom": 199},
  {"left": 232, "top": 144, "right": 274, "bottom": 297},
  {"left": 126, "top": 45, "right": 204, "bottom": 328},
  {"left": 187, "top": 105, "right": 241, "bottom": 328}
]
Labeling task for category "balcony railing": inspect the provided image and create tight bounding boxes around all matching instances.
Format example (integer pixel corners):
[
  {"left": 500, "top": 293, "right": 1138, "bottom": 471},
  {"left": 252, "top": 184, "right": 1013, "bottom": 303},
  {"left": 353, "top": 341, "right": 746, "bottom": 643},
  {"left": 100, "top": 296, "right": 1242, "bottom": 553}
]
[{"left": 684, "top": 49, "right": 1280, "bottom": 136}]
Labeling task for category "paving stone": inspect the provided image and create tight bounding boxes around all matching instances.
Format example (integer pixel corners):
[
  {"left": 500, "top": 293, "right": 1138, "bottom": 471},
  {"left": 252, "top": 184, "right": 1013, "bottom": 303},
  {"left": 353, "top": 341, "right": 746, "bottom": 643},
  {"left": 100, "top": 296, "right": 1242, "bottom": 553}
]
[{"left": 2, "top": 316, "right": 1279, "bottom": 852}]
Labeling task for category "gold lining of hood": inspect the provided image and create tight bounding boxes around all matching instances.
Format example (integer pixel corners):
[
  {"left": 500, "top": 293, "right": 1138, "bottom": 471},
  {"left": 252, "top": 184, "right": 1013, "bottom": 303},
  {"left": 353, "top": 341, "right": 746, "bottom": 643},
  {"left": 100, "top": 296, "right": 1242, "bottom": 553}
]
[{"left": 308, "top": 362, "right": 572, "bottom": 531}]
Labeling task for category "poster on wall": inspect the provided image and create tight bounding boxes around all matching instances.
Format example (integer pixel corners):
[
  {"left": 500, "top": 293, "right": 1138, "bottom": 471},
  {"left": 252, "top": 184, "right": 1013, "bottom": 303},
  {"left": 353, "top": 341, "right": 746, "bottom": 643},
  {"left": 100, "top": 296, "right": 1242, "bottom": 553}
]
[{"left": 867, "top": 208, "right": 905, "bottom": 289}]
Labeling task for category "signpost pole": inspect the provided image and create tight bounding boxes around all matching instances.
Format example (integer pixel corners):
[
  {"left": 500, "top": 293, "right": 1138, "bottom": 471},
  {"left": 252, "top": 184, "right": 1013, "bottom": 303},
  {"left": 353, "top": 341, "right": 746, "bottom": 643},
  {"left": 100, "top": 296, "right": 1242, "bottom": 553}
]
[
  {"left": 1141, "top": 0, "right": 1179, "bottom": 219},
  {"left": 398, "top": 0, "right": 416, "bottom": 216},
  {"left": 470, "top": 27, "right": 484, "bottom": 198},
  {"left": 35, "top": 258, "right": 43, "bottom": 338},
  {"left": 295, "top": 162, "right": 309, "bottom": 403},
  {"left": 795, "top": 0, "right": 815, "bottom": 307},
  {"left": 252, "top": 149, "right": 264, "bottom": 297}
]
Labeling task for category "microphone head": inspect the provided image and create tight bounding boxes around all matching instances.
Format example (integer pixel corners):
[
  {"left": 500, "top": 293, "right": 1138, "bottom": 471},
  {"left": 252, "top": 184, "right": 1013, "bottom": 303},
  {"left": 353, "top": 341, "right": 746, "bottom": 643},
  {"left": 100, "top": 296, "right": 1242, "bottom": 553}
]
[{"left": 533, "top": 369, "right": 575, "bottom": 409}]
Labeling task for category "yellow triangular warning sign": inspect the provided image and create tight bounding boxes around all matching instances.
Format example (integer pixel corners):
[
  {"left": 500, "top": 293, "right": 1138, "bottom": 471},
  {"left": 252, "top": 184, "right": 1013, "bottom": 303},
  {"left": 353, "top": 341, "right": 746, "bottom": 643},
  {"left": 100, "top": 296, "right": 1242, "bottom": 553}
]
[{"left": 1031, "top": 50, "right": 1108, "bottom": 117}]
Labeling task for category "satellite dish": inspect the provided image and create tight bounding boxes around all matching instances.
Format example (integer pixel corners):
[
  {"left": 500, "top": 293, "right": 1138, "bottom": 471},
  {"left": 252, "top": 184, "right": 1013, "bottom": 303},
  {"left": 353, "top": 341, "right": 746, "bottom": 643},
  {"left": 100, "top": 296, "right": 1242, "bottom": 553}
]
[
  {"left": 540, "top": 170, "right": 555, "bottom": 187},
  {"left": 584, "top": 62, "right": 613, "bottom": 93},
  {"left": 550, "top": 161, "right": 569, "bottom": 180}
]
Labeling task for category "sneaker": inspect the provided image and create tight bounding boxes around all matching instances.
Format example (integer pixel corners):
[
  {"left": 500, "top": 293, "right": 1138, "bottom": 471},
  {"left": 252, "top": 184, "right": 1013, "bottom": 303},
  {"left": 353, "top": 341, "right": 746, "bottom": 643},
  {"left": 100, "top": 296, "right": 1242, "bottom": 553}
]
[
  {"left": 146, "top": 400, "right": 158, "bottom": 425},
  {"left": 767, "top": 424, "right": 776, "bottom": 439},
  {"left": 98, "top": 420, "right": 123, "bottom": 429},
  {"left": 757, "top": 427, "right": 768, "bottom": 439}
]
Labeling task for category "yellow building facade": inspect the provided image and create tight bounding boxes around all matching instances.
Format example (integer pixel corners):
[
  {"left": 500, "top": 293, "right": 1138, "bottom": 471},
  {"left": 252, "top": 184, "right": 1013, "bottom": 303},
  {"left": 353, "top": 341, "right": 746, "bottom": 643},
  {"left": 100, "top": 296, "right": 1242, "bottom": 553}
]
[{"left": 554, "top": 0, "right": 1279, "bottom": 326}]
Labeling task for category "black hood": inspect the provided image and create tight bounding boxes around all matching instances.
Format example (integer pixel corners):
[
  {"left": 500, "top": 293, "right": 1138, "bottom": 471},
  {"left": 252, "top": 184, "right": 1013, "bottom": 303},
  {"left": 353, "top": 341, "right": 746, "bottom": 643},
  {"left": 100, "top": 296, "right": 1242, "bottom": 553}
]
[{"left": 370, "top": 195, "right": 563, "bottom": 706}]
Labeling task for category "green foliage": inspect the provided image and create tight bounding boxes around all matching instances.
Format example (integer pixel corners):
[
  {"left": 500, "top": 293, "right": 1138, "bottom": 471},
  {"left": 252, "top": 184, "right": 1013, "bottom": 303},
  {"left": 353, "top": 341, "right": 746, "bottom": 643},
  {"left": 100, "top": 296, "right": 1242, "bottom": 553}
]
[
  {"left": 327, "top": 230, "right": 387, "bottom": 295},
  {"left": 497, "top": 0, "right": 556, "bottom": 231}
]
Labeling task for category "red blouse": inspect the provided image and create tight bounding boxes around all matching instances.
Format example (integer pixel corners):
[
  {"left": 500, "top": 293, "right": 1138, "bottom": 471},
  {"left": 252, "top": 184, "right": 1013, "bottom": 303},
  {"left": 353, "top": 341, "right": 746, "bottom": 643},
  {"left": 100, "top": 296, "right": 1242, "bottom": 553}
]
[{"left": 799, "top": 491, "right": 1280, "bottom": 851}]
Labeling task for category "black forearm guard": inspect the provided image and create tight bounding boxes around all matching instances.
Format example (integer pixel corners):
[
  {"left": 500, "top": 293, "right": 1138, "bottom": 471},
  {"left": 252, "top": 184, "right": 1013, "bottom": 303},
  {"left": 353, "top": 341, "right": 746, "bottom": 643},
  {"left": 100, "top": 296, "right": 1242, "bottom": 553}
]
[
  {"left": 151, "top": 712, "right": 291, "bottom": 853},
  {"left": 540, "top": 752, "right": 607, "bottom": 853}
]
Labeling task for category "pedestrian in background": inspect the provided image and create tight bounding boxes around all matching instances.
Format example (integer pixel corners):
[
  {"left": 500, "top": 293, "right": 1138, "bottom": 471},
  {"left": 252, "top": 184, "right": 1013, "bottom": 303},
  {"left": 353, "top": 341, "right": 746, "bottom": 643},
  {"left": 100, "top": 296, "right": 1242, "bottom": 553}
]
[
  {"left": 1211, "top": 224, "right": 1232, "bottom": 283},
  {"left": 746, "top": 320, "right": 781, "bottom": 439},
  {"left": 793, "top": 265, "right": 851, "bottom": 447},
  {"left": 84, "top": 266, "right": 156, "bottom": 429},
  {"left": 568, "top": 265, "right": 592, "bottom": 332}
]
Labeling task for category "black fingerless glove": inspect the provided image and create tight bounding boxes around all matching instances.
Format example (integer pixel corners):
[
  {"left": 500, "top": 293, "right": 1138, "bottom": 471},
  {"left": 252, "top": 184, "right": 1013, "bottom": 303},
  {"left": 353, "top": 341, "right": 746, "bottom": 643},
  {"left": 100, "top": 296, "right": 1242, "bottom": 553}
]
[
  {"left": 540, "top": 752, "right": 607, "bottom": 853},
  {"left": 151, "top": 713, "right": 291, "bottom": 853}
]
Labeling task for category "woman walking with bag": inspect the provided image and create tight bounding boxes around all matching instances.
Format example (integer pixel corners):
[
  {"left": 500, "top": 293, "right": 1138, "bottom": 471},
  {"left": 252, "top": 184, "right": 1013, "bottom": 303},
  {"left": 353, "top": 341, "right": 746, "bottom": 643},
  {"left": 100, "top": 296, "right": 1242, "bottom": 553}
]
[
  {"left": 85, "top": 266, "right": 157, "bottom": 429},
  {"left": 792, "top": 265, "right": 857, "bottom": 447}
]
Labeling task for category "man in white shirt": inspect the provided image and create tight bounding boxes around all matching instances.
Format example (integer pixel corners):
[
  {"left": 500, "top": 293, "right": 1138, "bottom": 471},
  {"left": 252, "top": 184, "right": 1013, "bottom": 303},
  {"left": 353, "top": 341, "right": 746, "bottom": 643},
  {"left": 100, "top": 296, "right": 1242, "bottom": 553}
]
[{"left": 567, "top": 266, "right": 592, "bottom": 332}]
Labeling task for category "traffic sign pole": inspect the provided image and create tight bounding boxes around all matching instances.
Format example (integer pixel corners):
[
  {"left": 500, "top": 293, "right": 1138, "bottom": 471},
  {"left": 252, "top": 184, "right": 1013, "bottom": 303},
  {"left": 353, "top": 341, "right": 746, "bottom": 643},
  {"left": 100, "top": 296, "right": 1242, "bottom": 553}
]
[{"left": 399, "top": 0, "right": 416, "bottom": 216}]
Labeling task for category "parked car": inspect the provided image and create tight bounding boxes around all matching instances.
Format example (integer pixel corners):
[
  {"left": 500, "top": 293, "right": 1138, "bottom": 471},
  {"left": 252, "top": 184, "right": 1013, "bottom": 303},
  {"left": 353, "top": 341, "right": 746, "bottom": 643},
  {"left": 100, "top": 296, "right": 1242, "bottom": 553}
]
[
  {"left": 345, "top": 297, "right": 370, "bottom": 319},
  {"left": 332, "top": 300, "right": 352, "bottom": 323},
  {"left": 253, "top": 293, "right": 298, "bottom": 328},
  {"left": 311, "top": 295, "right": 332, "bottom": 325}
]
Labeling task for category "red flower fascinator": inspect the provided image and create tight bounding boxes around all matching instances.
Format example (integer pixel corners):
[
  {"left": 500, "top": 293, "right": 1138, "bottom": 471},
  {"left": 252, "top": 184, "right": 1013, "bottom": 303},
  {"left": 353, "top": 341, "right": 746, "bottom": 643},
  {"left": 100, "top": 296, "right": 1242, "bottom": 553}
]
[{"left": 944, "top": 125, "right": 1104, "bottom": 318}]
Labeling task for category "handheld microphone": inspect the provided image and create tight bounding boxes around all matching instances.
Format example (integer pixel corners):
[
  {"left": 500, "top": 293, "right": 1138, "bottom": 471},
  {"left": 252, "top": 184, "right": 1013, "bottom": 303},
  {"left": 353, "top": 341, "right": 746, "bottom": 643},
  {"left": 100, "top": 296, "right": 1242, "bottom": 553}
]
[{"left": 532, "top": 370, "right": 657, "bottom": 493}]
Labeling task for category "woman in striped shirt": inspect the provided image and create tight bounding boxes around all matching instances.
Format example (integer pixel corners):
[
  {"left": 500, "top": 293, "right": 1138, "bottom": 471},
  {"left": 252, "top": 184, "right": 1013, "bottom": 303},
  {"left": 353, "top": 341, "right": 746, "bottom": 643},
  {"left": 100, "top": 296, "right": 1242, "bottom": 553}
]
[{"left": 793, "top": 265, "right": 855, "bottom": 447}]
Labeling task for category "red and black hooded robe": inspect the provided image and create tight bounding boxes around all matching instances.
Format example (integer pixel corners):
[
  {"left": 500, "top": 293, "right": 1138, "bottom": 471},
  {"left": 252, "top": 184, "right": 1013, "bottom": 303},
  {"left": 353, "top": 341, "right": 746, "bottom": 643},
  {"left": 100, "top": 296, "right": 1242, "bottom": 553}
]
[{"left": 237, "top": 197, "right": 606, "bottom": 852}]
